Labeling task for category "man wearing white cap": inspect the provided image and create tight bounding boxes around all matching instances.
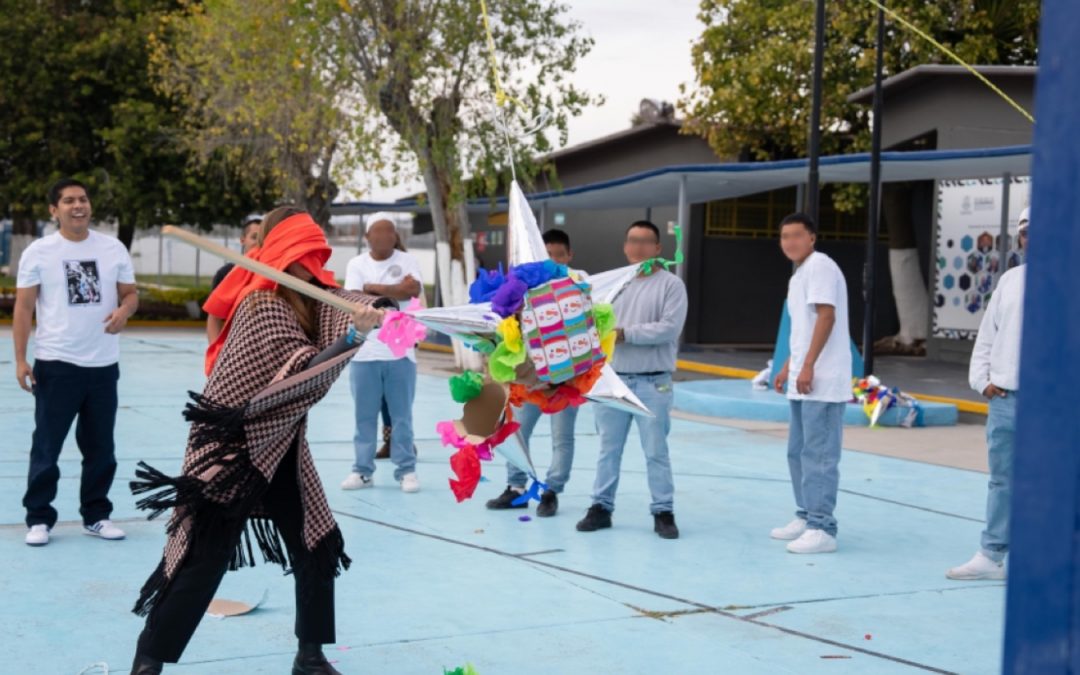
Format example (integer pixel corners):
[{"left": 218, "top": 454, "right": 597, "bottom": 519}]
[
  {"left": 948, "top": 206, "right": 1030, "bottom": 580},
  {"left": 341, "top": 213, "right": 423, "bottom": 493}
]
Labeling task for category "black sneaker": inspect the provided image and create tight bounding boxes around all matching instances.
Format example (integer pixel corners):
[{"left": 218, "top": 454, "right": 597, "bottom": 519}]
[
  {"left": 576, "top": 504, "right": 612, "bottom": 532},
  {"left": 485, "top": 486, "right": 528, "bottom": 510},
  {"left": 653, "top": 512, "right": 679, "bottom": 539},
  {"left": 536, "top": 490, "right": 558, "bottom": 517}
]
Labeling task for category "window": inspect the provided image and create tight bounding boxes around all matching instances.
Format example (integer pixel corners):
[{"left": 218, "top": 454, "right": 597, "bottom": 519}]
[{"left": 703, "top": 186, "right": 875, "bottom": 240}]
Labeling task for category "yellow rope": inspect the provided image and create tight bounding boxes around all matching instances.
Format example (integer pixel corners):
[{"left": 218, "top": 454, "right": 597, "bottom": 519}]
[
  {"left": 478, "top": 0, "right": 522, "bottom": 109},
  {"left": 863, "top": 0, "right": 1035, "bottom": 124}
]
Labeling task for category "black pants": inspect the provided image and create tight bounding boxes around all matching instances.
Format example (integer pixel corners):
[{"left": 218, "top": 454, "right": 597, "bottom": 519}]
[
  {"left": 23, "top": 360, "right": 119, "bottom": 528},
  {"left": 136, "top": 445, "right": 336, "bottom": 663}
]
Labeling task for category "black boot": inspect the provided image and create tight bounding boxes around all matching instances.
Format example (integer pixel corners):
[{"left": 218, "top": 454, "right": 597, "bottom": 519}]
[
  {"left": 375, "top": 426, "right": 391, "bottom": 459},
  {"left": 485, "top": 486, "right": 528, "bottom": 510},
  {"left": 653, "top": 511, "right": 680, "bottom": 539},
  {"left": 536, "top": 490, "right": 558, "bottom": 517},
  {"left": 130, "top": 653, "right": 164, "bottom": 675},
  {"left": 576, "top": 504, "right": 612, "bottom": 532},
  {"left": 293, "top": 642, "right": 342, "bottom": 675}
]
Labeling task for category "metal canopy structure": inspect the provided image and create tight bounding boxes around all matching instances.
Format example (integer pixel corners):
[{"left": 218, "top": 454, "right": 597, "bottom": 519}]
[{"left": 331, "top": 144, "right": 1032, "bottom": 216}]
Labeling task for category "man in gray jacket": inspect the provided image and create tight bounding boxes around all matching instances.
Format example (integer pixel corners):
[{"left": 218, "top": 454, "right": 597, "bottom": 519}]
[
  {"left": 576, "top": 221, "right": 688, "bottom": 539},
  {"left": 947, "top": 207, "right": 1029, "bottom": 580}
]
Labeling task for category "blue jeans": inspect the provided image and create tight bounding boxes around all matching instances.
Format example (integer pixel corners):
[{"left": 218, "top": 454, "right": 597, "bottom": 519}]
[
  {"left": 787, "top": 400, "right": 845, "bottom": 537},
  {"left": 350, "top": 360, "right": 417, "bottom": 480},
  {"left": 591, "top": 372, "right": 675, "bottom": 514},
  {"left": 506, "top": 403, "right": 578, "bottom": 493},
  {"left": 981, "top": 392, "right": 1016, "bottom": 562}
]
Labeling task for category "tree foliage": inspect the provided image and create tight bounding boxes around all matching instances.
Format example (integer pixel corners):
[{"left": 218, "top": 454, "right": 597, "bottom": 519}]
[
  {"left": 338, "top": 0, "right": 598, "bottom": 257},
  {"left": 0, "top": 0, "right": 268, "bottom": 247},
  {"left": 681, "top": 0, "right": 1040, "bottom": 165}
]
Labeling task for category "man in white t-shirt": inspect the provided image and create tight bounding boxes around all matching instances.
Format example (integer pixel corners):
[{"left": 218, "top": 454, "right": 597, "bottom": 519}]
[
  {"left": 341, "top": 213, "right": 423, "bottom": 493},
  {"left": 13, "top": 178, "right": 138, "bottom": 547},
  {"left": 771, "top": 212, "right": 851, "bottom": 554}
]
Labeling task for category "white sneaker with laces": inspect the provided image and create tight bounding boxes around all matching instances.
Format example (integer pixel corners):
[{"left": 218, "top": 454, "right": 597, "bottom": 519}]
[
  {"left": 400, "top": 472, "right": 420, "bottom": 493},
  {"left": 84, "top": 519, "right": 125, "bottom": 540},
  {"left": 946, "top": 551, "right": 1006, "bottom": 580},
  {"left": 786, "top": 528, "right": 837, "bottom": 554},
  {"left": 341, "top": 472, "right": 373, "bottom": 490},
  {"left": 770, "top": 517, "right": 808, "bottom": 541},
  {"left": 25, "top": 524, "right": 50, "bottom": 547}
]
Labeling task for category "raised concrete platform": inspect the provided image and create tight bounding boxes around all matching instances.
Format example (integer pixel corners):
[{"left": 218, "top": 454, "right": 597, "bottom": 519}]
[{"left": 675, "top": 380, "right": 959, "bottom": 427}]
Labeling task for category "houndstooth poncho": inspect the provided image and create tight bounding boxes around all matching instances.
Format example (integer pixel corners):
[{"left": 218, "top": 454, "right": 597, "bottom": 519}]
[{"left": 130, "top": 288, "right": 372, "bottom": 616}]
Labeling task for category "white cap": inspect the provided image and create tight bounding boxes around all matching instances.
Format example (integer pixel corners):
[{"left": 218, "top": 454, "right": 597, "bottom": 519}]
[
  {"left": 365, "top": 212, "right": 398, "bottom": 232},
  {"left": 1018, "top": 207, "right": 1030, "bottom": 231}
]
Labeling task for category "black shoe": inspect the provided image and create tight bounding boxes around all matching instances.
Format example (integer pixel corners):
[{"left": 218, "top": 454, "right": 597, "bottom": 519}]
[
  {"left": 654, "top": 511, "right": 679, "bottom": 539},
  {"left": 130, "top": 654, "right": 163, "bottom": 675},
  {"left": 536, "top": 490, "right": 558, "bottom": 517},
  {"left": 485, "top": 486, "right": 528, "bottom": 510},
  {"left": 576, "top": 504, "right": 612, "bottom": 532},
  {"left": 293, "top": 642, "right": 342, "bottom": 675}
]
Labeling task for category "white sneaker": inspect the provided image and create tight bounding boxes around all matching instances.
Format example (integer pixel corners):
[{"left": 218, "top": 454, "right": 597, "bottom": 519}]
[
  {"left": 946, "top": 551, "right": 1006, "bottom": 580},
  {"left": 770, "top": 518, "right": 808, "bottom": 540},
  {"left": 786, "top": 528, "right": 837, "bottom": 554},
  {"left": 25, "top": 524, "right": 50, "bottom": 546},
  {"left": 400, "top": 472, "right": 420, "bottom": 493},
  {"left": 84, "top": 519, "right": 125, "bottom": 540},
  {"left": 341, "top": 472, "right": 373, "bottom": 490}
]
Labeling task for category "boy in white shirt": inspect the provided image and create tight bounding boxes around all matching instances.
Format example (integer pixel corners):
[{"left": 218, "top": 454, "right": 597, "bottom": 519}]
[
  {"left": 13, "top": 178, "right": 138, "bottom": 546},
  {"left": 340, "top": 214, "right": 423, "bottom": 493},
  {"left": 947, "top": 207, "right": 1030, "bottom": 581},
  {"left": 772, "top": 212, "right": 851, "bottom": 554}
]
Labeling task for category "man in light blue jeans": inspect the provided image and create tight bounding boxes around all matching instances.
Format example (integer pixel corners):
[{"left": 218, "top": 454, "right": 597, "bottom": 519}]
[
  {"left": 485, "top": 403, "right": 578, "bottom": 517},
  {"left": 591, "top": 372, "right": 675, "bottom": 514},
  {"left": 784, "top": 400, "right": 845, "bottom": 538},
  {"left": 348, "top": 359, "right": 418, "bottom": 483},
  {"left": 576, "top": 220, "right": 687, "bottom": 540},
  {"left": 771, "top": 213, "right": 851, "bottom": 555},
  {"left": 340, "top": 214, "right": 423, "bottom": 493},
  {"left": 947, "top": 207, "right": 1028, "bottom": 581}
]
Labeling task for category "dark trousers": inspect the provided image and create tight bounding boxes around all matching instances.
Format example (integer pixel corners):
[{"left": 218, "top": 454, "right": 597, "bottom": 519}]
[
  {"left": 136, "top": 445, "right": 336, "bottom": 663},
  {"left": 23, "top": 359, "right": 119, "bottom": 528}
]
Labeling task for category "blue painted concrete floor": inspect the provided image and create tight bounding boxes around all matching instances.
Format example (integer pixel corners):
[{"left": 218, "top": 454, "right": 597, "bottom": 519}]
[{"left": 0, "top": 331, "right": 1003, "bottom": 674}]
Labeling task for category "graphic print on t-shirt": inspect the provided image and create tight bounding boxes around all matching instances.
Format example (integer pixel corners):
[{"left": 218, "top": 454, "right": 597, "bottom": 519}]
[{"left": 64, "top": 259, "right": 102, "bottom": 305}]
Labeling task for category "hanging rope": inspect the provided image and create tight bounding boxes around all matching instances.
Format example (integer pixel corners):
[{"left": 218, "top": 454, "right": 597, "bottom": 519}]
[
  {"left": 478, "top": 0, "right": 552, "bottom": 184},
  {"left": 863, "top": 0, "right": 1035, "bottom": 124}
]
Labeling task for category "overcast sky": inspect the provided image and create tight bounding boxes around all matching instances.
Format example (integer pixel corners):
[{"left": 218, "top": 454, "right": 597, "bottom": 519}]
[{"left": 354, "top": 0, "right": 704, "bottom": 202}]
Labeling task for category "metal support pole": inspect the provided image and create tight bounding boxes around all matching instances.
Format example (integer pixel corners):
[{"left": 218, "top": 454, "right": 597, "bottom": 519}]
[
  {"left": 538, "top": 202, "right": 548, "bottom": 232},
  {"left": 676, "top": 174, "right": 689, "bottom": 281},
  {"left": 996, "top": 172, "right": 1012, "bottom": 287},
  {"left": 806, "top": 0, "right": 826, "bottom": 224},
  {"left": 861, "top": 6, "right": 885, "bottom": 375}
]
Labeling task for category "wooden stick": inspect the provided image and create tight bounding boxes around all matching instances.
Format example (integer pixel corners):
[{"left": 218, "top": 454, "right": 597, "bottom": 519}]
[{"left": 161, "top": 225, "right": 359, "bottom": 314}]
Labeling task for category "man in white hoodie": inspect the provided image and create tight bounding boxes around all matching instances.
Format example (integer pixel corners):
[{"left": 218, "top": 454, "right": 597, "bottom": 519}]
[{"left": 947, "top": 207, "right": 1029, "bottom": 580}]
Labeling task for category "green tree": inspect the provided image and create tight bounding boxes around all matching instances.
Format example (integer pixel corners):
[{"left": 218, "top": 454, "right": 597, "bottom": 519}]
[
  {"left": 148, "top": 0, "right": 357, "bottom": 226},
  {"left": 680, "top": 0, "right": 1040, "bottom": 163},
  {"left": 339, "top": 0, "right": 598, "bottom": 259},
  {"left": 0, "top": 0, "right": 268, "bottom": 263}
]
